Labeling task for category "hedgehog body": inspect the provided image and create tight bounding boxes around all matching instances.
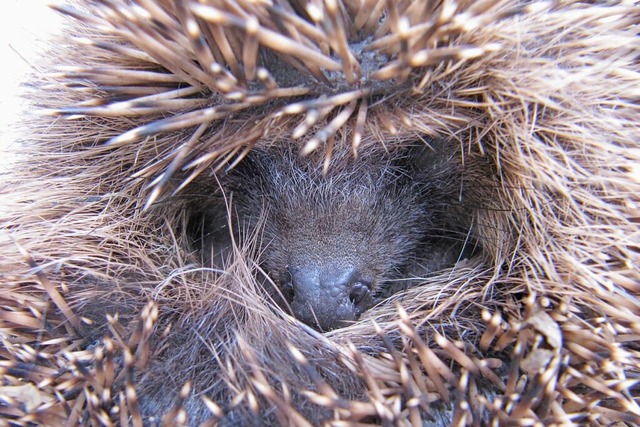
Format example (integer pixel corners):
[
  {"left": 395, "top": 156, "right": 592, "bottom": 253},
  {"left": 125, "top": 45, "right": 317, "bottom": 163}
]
[{"left": 1, "top": 1, "right": 639, "bottom": 426}]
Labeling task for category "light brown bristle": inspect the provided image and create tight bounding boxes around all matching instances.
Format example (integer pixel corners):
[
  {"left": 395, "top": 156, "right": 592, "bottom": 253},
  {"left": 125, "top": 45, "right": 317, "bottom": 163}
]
[{"left": 45, "top": 0, "right": 546, "bottom": 200}]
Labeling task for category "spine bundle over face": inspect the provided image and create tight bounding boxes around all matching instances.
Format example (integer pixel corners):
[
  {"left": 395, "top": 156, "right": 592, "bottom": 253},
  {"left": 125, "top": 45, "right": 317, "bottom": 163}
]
[{"left": 1, "top": 1, "right": 639, "bottom": 425}]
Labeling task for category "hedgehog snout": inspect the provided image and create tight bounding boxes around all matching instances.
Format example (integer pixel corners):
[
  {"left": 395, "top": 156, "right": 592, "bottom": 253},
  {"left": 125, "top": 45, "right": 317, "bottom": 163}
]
[{"left": 287, "top": 264, "right": 373, "bottom": 331}]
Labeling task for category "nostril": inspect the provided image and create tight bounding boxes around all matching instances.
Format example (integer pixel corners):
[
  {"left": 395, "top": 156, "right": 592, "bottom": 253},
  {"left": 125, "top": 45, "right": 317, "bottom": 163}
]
[
  {"left": 279, "top": 270, "right": 295, "bottom": 301},
  {"left": 283, "top": 281, "right": 294, "bottom": 300},
  {"left": 349, "top": 282, "right": 371, "bottom": 307}
]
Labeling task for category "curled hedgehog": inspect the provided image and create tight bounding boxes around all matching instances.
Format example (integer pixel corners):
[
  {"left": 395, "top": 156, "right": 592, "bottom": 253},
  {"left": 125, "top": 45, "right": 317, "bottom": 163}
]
[{"left": 1, "top": 1, "right": 639, "bottom": 426}]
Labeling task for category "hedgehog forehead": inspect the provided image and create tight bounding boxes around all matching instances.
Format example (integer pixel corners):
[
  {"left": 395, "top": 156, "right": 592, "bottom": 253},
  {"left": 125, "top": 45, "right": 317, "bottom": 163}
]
[
  {"left": 266, "top": 160, "right": 413, "bottom": 223},
  {"left": 262, "top": 184, "right": 426, "bottom": 273},
  {"left": 266, "top": 150, "right": 405, "bottom": 195}
]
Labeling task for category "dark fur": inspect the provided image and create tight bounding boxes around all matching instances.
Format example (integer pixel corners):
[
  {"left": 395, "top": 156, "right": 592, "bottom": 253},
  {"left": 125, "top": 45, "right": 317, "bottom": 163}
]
[{"left": 189, "top": 139, "right": 486, "bottom": 331}]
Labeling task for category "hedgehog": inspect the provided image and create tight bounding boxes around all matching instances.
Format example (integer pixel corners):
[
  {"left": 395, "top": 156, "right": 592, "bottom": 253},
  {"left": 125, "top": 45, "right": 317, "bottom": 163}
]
[{"left": 1, "top": 0, "right": 639, "bottom": 426}]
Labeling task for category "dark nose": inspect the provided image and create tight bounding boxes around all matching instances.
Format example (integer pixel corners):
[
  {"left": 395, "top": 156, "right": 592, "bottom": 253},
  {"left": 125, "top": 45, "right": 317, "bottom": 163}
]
[{"left": 288, "top": 265, "right": 373, "bottom": 331}]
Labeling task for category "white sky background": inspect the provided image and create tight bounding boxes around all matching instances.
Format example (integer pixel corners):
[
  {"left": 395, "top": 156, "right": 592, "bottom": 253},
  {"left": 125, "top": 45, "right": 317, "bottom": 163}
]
[{"left": 0, "top": 0, "right": 63, "bottom": 167}]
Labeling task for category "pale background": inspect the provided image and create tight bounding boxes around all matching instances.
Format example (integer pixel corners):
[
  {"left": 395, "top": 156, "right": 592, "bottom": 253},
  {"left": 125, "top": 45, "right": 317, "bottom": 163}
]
[{"left": 0, "top": 0, "right": 62, "bottom": 168}]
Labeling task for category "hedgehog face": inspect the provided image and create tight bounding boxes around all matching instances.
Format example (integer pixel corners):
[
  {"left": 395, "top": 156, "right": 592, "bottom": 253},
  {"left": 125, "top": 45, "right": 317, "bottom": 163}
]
[
  {"left": 226, "top": 146, "right": 431, "bottom": 331},
  {"left": 264, "top": 192, "right": 426, "bottom": 331}
]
